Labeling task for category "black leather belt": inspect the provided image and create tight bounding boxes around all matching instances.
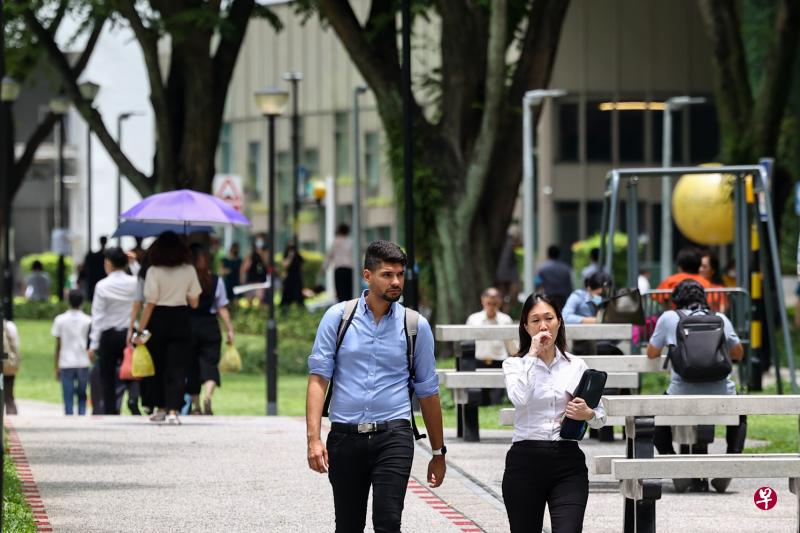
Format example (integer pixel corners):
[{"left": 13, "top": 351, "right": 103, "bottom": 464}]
[{"left": 330, "top": 419, "right": 410, "bottom": 434}]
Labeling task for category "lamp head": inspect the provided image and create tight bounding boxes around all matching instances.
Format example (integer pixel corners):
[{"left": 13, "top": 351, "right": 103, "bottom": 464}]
[
  {"left": 312, "top": 180, "right": 327, "bottom": 202},
  {"left": 1, "top": 76, "right": 21, "bottom": 103},
  {"left": 49, "top": 96, "right": 70, "bottom": 115},
  {"left": 282, "top": 71, "right": 304, "bottom": 82},
  {"left": 254, "top": 87, "right": 290, "bottom": 117},
  {"left": 355, "top": 85, "right": 368, "bottom": 95},
  {"left": 79, "top": 81, "right": 101, "bottom": 102}
]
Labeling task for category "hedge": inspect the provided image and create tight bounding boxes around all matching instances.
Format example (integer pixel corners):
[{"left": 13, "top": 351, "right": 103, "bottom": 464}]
[
  {"left": 571, "top": 233, "right": 636, "bottom": 289},
  {"left": 20, "top": 252, "right": 73, "bottom": 296}
]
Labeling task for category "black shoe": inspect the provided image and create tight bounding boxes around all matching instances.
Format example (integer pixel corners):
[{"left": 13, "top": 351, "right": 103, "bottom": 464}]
[
  {"left": 690, "top": 478, "right": 709, "bottom": 492},
  {"left": 673, "top": 479, "right": 691, "bottom": 493},
  {"left": 711, "top": 478, "right": 731, "bottom": 493}
]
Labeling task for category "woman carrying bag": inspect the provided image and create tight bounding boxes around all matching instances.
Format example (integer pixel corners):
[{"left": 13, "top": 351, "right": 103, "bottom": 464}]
[
  {"left": 133, "top": 232, "right": 201, "bottom": 425},
  {"left": 187, "top": 245, "right": 234, "bottom": 415},
  {"left": 502, "top": 293, "right": 607, "bottom": 533}
]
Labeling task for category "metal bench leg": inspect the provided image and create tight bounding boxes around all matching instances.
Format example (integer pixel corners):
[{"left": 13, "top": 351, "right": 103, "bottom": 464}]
[
  {"left": 462, "top": 390, "right": 480, "bottom": 442},
  {"left": 624, "top": 432, "right": 635, "bottom": 533},
  {"left": 790, "top": 478, "right": 800, "bottom": 533},
  {"left": 626, "top": 416, "right": 661, "bottom": 533}
]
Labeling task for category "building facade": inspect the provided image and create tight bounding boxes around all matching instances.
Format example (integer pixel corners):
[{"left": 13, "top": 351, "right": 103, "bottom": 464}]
[{"left": 222, "top": 0, "right": 717, "bottom": 267}]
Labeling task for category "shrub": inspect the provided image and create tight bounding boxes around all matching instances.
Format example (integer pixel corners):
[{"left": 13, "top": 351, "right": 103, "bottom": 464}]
[
  {"left": 571, "top": 233, "right": 636, "bottom": 289},
  {"left": 13, "top": 297, "right": 90, "bottom": 320},
  {"left": 274, "top": 250, "right": 326, "bottom": 289},
  {"left": 20, "top": 252, "right": 74, "bottom": 296}
]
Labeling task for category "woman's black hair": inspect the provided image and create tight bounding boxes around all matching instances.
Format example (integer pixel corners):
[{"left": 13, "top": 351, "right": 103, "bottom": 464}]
[
  {"left": 585, "top": 271, "right": 612, "bottom": 291},
  {"left": 671, "top": 279, "right": 708, "bottom": 311},
  {"left": 701, "top": 249, "right": 724, "bottom": 285},
  {"left": 514, "top": 293, "right": 569, "bottom": 359},
  {"left": 147, "top": 231, "right": 191, "bottom": 267}
]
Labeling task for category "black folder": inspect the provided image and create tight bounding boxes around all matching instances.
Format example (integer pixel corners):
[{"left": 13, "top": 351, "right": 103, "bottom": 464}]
[{"left": 559, "top": 369, "right": 608, "bottom": 441}]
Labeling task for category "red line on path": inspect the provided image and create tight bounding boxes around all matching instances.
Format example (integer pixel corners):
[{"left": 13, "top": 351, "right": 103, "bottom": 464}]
[
  {"left": 5, "top": 419, "right": 52, "bottom": 532},
  {"left": 407, "top": 478, "right": 484, "bottom": 532}
]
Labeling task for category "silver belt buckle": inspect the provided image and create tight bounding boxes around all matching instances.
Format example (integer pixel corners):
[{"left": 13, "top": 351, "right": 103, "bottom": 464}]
[{"left": 357, "top": 422, "right": 377, "bottom": 433}]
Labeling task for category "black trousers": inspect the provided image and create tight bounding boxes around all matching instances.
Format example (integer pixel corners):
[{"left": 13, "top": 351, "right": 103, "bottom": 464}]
[
  {"left": 334, "top": 267, "right": 354, "bottom": 302},
  {"left": 327, "top": 424, "right": 414, "bottom": 533},
  {"left": 98, "top": 329, "right": 127, "bottom": 415},
  {"left": 655, "top": 415, "right": 748, "bottom": 455},
  {"left": 502, "top": 440, "right": 589, "bottom": 533},
  {"left": 186, "top": 315, "right": 222, "bottom": 394},
  {"left": 148, "top": 306, "right": 191, "bottom": 411}
]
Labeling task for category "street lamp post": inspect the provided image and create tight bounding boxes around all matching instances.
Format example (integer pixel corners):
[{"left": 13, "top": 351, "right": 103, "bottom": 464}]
[
  {"left": 352, "top": 85, "right": 367, "bottom": 297},
  {"left": 254, "top": 87, "right": 289, "bottom": 416},
  {"left": 283, "top": 71, "right": 303, "bottom": 245},
  {"left": 49, "top": 96, "right": 70, "bottom": 301},
  {"left": 522, "top": 89, "right": 566, "bottom": 296},
  {"left": 1, "top": 76, "right": 20, "bottom": 321},
  {"left": 401, "top": 0, "right": 417, "bottom": 310},
  {"left": 116, "top": 111, "right": 141, "bottom": 243},
  {"left": 78, "top": 81, "right": 100, "bottom": 255},
  {"left": 660, "top": 96, "right": 706, "bottom": 280}
]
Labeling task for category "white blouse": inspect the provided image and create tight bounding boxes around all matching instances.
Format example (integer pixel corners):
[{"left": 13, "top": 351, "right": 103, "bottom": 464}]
[{"left": 503, "top": 349, "right": 607, "bottom": 442}]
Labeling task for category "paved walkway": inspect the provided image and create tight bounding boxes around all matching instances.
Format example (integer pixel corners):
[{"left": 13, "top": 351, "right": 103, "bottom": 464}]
[{"left": 6, "top": 400, "right": 798, "bottom": 532}]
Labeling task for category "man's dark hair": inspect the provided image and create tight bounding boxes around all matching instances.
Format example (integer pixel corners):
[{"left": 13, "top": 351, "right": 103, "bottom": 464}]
[
  {"left": 99, "top": 236, "right": 108, "bottom": 247},
  {"left": 547, "top": 245, "right": 561, "bottom": 260},
  {"left": 336, "top": 224, "right": 350, "bottom": 236},
  {"left": 671, "top": 279, "right": 708, "bottom": 311},
  {"left": 589, "top": 247, "right": 600, "bottom": 262},
  {"left": 32, "top": 260, "right": 43, "bottom": 271},
  {"left": 104, "top": 247, "right": 129, "bottom": 270},
  {"left": 586, "top": 271, "right": 612, "bottom": 290},
  {"left": 364, "top": 240, "right": 406, "bottom": 271},
  {"left": 676, "top": 247, "right": 702, "bottom": 274},
  {"left": 68, "top": 289, "right": 84, "bottom": 309},
  {"left": 148, "top": 231, "right": 192, "bottom": 267}
]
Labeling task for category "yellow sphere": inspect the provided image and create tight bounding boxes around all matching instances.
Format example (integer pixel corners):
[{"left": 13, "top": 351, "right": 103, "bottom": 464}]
[{"left": 671, "top": 171, "right": 735, "bottom": 245}]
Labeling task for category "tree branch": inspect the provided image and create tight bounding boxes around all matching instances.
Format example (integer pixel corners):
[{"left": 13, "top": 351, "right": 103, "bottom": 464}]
[
  {"left": 22, "top": 6, "right": 153, "bottom": 196},
  {"left": 457, "top": 0, "right": 507, "bottom": 225},
  {"left": 211, "top": 0, "right": 255, "bottom": 130},
  {"left": 117, "top": 0, "right": 173, "bottom": 183}
]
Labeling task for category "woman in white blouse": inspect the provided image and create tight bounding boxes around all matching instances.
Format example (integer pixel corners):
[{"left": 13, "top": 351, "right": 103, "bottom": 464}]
[{"left": 502, "top": 293, "right": 607, "bottom": 533}]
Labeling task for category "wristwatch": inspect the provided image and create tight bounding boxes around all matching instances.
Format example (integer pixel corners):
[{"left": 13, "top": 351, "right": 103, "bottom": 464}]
[{"left": 432, "top": 446, "right": 447, "bottom": 456}]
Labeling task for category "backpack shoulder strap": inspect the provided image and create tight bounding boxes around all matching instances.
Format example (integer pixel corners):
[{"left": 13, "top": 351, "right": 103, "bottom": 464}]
[
  {"left": 404, "top": 308, "right": 426, "bottom": 441},
  {"left": 322, "top": 299, "right": 360, "bottom": 418}
]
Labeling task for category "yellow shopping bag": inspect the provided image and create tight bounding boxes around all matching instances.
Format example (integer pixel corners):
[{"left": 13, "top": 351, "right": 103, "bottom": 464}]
[
  {"left": 131, "top": 344, "right": 155, "bottom": 378},
  {"left": 219, "top": 344, "right": 242, "bottom": 373}
]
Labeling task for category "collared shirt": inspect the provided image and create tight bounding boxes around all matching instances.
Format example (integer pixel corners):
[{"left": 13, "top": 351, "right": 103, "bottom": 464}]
[
  {"left": 465, "top": 309, "right": 513, "bottom": 361},
  {"left": 308, "top": 291, "right": 439, "bottom": 424},
  {"left": 90, "top": 270, "right": 139, "bottom": 350},
  {"left": 503, "top": 349, "right": 606, "bottom": 442},
  {"left": 562, "top": 289, "right": 598, "bottom": 324},
  {"left": 52, "top": 309, "right": 92, "bottom": 368},
  {"left": 649, "top": 308, "right": 740, "bottom": 395}
]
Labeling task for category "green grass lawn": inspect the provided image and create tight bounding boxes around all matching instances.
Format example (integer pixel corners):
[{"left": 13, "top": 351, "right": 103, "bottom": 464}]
[{"left": 12, "top": 319, "right": 800, "bottom": 451}]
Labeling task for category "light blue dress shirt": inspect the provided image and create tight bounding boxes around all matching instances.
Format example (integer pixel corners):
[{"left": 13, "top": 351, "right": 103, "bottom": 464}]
[
  {"left": 562, "top": 289, "right": 598, "bottom": 324},
  {"left": 308, "top": 292, "right": 439, "bottom": 424}
]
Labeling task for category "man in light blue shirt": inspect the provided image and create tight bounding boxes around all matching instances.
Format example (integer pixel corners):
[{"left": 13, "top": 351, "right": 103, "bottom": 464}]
[{"left": 306, "top": 240, "right": 446, "bottom": 532}]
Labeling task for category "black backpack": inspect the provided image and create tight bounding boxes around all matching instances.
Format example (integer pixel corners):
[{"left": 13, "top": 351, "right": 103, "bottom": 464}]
[
  {"left": 321, "top": 299, "right": 427, "bottom": 440},
  {"left": 666, "top": 309, "right": 732, "bottom": 382}
]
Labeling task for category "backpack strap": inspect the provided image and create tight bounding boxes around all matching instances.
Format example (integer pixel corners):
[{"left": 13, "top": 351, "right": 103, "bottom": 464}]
[
  {"left": 322, "top": 299, "right": 359, "bottom": 417},
  {"left": 404, "top": 308, "right": 426, "bottom": 441}
]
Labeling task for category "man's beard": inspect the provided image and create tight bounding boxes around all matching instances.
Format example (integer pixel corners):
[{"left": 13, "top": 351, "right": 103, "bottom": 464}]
[{"left": 381, "top": 288, "right": 402, "bottom": 303}]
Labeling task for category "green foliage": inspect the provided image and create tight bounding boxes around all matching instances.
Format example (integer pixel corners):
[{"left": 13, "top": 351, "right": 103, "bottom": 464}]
[
  {"left": 273, "top": 250, "right": 325, "bottom": 289},
  {"left": 19, "top": 252, "right": 73, "bottom": 295},
  {"left": 571, "top": 233, "right": 634, "bottom": 288},
  {"left": 12, "top": 297, "right": 91, "bottom": 319},
  {"left": 2, "top": 443, "right": 36, "bottom": 533}
]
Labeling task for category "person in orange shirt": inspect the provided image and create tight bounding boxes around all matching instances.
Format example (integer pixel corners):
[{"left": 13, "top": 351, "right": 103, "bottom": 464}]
[
  {"left": 655, "top": 248, "right": 711, "bottom": 306},
  {"left": 700, "top": 249, "right": 728, "bottom": 312}
]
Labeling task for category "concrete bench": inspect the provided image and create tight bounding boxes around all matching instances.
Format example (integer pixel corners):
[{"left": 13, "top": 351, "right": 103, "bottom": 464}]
[
  {"left": 601, "top": 394, "right": 800, "bottom": 533},
  {"left": 435, "top": 323, "right": 632, "bottom": 342}
]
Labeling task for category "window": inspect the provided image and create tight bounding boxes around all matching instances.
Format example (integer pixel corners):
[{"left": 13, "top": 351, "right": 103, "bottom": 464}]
[
  {"left": 555, "top": 201, "right": 580, "bottom": 265},
  {"left": 586, "top": 101, "right": 612, "bottom": 162},
  {"left": 246, "top": 141, "right": 261, "bottom": 201},
  {"left": 689, "top": 103, "right": 719, "bottom": 163},
  {"left": 366, "top": 226, "right": 391, "bottom": 243},
  {"left": 337, "top": 205, "right": 353, "bottom": 229},
  {"left": 618, "top": 110, "right": 645, "bottom": 162},
  {"left": 218, "top": 123, "right": 232, "bottom": 173},
  {"left": 364, "top": 132, "right": 381, "bottom": 196},
  {"left": 558, "top": 103, "right": 579, "bottom": 162},
  {"left": 334, "top": 112, "right": 349, "bottom": 178}
]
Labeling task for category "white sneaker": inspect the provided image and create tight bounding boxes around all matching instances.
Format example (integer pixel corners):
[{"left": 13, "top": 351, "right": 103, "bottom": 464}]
[{"left": 165, "top": 414, "right": 181, "bottom": 425}]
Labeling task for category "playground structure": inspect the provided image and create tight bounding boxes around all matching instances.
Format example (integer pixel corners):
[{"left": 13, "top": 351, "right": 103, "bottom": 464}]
[{"left": 598, "top": 162, "right": 797, "bottom": 394}]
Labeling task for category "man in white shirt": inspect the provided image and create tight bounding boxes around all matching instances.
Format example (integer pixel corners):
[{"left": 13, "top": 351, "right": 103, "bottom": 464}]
[
  {"left": 90, "top": 247, "right": 139, "bottom": 415},
  {"left": 52, "top": 290, "right": 93, "bottom": 415},
  {"left": 465, "top": 287, "right": 514, "bottom": 404}
]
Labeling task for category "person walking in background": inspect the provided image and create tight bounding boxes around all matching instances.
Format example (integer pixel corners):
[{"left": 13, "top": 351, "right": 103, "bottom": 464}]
[
  {"left": 324, "top": 224, "right": 354, "bottom": 302},
  {"left": 187, "top": 245, "right": 234, "bottom": 415},
  {"left": 134, "top": 232, "right": 201, "bottom": 425},
  {"left": 25, "top": 260, "right": 51, "bottom": 302},
  {"left": 84, "top": 236, "right": 108, "bottom": 301},
  {"left": 90, "top": 248, "right": 139, "bottom": 416},
  {"left": 52, "top": 290, "right": 92, "bottom": 415},
  {"left": 502, "top": 293, "right": 606, "bottom": 532},
  {"left": 656, "top": 247, "right": 711, "bottom": 292},
  {"left": 466, "top": 287, "right": 514, "bottom": 404},
  {"left": 699, "top": 248, "right": 727, "bottom": 312},
  {"left": 128, "top": 254, "right": 155, "bottom": 415},
  {"left": 220, "top": 242, "right": 242, "bottom": 301},
  {"left": 580, "top": 247, "right": 600, "bottom": 283},
  {"left": 3, "top": 318, "right": 21, "bottom": 414},
  {"left": 241, "top": 237, "right": 268, "bottom": 301},
  {"left": 130, "top": 237, "right": 146, "bottom": 265},
  {"left": 638, "top": 268, "right": 652, "bottom": 295},
  {"left": 281, "top": 243, "right": 305, "bottom": 307},
  {"left": 495, "top": 228, "right": 522, "bottom": 313},
  {"left": 534, "top": 245, "right": 573, "bottom": 311}
]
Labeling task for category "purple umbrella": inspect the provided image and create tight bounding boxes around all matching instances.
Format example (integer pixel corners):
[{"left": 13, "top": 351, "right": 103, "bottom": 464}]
[{"left": 120, "top": 189, "right": 250, "bottom": 226}]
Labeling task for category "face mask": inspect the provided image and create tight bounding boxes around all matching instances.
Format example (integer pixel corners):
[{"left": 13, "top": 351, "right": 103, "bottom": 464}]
[
  {"left": 255, "top": 239, "right": 264, "bottom": 249},
  {"left": 591, "top": 294, "right": 602, "bottom": 306}
]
